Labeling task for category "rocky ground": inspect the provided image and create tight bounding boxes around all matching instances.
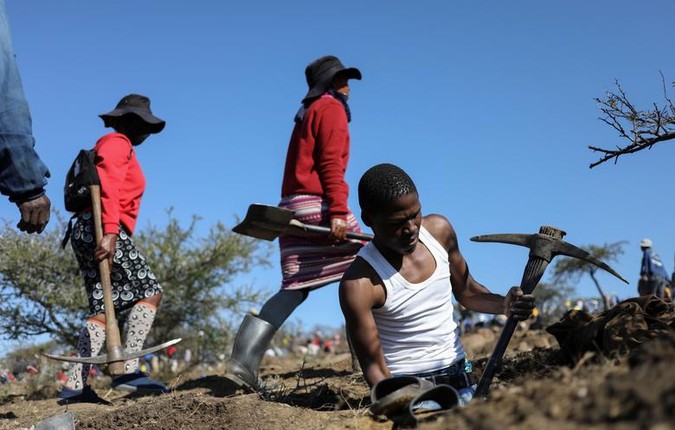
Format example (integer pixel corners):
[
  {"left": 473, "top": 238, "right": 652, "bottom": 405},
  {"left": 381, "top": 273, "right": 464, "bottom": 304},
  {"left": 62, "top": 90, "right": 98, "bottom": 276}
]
[{"left": 1, "top": 326, "right": 674, "bottom": 430}]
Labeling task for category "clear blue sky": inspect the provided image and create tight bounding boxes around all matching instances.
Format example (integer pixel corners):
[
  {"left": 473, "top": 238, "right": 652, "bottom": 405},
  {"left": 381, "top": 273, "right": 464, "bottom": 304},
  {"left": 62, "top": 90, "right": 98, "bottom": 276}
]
[{"left": 2, "top": 1, "right": 674, "bottom": 353}]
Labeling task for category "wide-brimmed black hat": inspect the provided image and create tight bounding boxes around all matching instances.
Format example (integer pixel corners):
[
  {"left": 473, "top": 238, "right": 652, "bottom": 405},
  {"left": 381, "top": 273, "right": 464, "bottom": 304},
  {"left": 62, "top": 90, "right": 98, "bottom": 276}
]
[
  {"left": 302, "top": 55, "right": 362, "bottom": 103},
  {"left": 99, "top": 94, "right": 166, "bottom": 134}
]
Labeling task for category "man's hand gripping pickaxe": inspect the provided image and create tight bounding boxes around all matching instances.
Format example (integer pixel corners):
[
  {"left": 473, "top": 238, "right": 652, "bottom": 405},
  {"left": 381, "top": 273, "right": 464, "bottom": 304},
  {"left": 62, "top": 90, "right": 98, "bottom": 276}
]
[{"left": 471, "top": 225, "right": 628, "bottom": 398}]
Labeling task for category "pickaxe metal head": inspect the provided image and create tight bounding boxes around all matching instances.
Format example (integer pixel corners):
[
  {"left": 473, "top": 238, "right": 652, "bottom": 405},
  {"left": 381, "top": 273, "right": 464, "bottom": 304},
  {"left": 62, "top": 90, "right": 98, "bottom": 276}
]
[
  {"left": 470, "top": 225, "right": 628, "bottom": 290},
  {"left": 43, "top": 338, "right": 182, "bottom": 365}
]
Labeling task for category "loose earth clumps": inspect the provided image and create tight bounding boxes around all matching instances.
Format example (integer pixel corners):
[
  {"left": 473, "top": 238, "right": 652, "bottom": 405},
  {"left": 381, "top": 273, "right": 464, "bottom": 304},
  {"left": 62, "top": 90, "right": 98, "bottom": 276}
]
[{"left": 1, "top": 327, "right": 674, "bottom": 430}]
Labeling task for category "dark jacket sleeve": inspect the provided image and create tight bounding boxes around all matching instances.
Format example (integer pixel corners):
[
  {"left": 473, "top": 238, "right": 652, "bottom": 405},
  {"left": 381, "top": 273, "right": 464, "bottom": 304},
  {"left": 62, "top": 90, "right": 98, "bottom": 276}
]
[{"left": 0, "top": 134, "right": 50, "bottom": 202}]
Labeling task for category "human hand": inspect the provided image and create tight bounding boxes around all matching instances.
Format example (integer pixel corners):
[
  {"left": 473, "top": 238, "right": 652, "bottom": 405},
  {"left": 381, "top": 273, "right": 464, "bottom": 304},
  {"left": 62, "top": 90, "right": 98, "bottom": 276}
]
[
  {"left": 16, "top": 194, "right": 51, "bottom": 234},
  {"left": 329, "top": 217, "right": 348, "bottom": 242},
  {"left": 503, "top": 287, "right": 535, "bottom": 321},
  {"left": 94, "top": 234, "right": 118, "bottom": 266}
]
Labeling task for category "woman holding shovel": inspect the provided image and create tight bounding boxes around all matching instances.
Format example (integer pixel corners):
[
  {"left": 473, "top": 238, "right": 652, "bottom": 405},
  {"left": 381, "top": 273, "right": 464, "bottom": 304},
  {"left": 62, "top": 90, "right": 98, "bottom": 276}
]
[
  {"left": 225, "top": 55, "right": 366, "bottom": 390},
  {"left": 59, "top": 94, "right": 168, "bottom": 404}
]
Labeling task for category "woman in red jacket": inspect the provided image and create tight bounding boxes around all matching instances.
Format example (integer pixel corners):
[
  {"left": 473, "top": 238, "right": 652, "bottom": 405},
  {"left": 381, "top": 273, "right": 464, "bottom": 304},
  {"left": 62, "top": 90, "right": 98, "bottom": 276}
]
[
  {"left": 59, "top": 94, "right": 167, "bottom": 404},
  {"left": 226, "top": 56, "right": 366, "bottom": 390}
]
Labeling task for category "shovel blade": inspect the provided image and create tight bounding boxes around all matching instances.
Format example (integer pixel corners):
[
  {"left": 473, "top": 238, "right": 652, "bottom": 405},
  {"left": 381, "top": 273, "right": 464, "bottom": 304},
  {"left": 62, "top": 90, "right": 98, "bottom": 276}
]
[
  {"left": 43, "top": 338, "right": 182, "bottom": 365},
  {"left": 232, "top": 221, "right": 281, "bottom": 241},
  {"left": 232, "top": 204, "right": 296, "bottom": 241}
]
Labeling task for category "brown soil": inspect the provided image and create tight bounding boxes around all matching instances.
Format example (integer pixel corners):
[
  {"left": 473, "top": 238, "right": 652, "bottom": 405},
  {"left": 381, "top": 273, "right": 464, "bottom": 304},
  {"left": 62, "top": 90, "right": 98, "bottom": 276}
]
[{"left": 1, "top": 328, "right": 674, "bottom": 430}]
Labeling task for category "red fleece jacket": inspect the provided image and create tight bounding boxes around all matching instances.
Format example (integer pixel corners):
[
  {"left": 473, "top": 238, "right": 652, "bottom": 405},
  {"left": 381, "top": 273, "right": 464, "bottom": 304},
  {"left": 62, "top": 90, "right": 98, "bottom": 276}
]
[
  {"left": 94, "top": 133, "right": 145, "bottom": 235},
  {"left": 281, "top": 95, "right": 351, "bottom": 219}
]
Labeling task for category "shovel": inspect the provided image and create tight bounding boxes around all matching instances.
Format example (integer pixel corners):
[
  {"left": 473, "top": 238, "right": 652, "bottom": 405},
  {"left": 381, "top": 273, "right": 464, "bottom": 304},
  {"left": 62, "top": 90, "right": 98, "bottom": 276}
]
[
  {"left": 44, "top": 185, "right": 181, "bottom": 374},
  {"left": 233, "top": 203, "right": 373, "bottom": 241}
]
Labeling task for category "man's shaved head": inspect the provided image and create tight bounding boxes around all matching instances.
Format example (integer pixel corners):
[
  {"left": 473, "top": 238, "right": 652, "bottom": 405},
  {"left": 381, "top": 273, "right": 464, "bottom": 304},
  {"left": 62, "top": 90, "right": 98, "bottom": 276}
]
[{"left": 358, "top": 163, "right": 418, "bottom": 213}]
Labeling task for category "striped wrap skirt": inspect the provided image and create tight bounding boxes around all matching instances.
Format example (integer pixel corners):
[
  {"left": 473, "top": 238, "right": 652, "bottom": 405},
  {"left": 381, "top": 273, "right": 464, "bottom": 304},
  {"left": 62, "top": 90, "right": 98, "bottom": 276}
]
[{"left": 279, "top": 194, "right": 365, "bottom": 291}]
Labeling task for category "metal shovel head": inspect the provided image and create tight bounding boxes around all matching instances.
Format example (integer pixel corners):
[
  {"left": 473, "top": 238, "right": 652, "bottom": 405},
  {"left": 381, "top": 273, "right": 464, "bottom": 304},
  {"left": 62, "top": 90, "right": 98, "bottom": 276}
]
[
  {"left": 43, "top": 337, "right": 182, "bottom": 365},
  {"left": 232, "top": 204, "right": 296, "bottom": 241}
]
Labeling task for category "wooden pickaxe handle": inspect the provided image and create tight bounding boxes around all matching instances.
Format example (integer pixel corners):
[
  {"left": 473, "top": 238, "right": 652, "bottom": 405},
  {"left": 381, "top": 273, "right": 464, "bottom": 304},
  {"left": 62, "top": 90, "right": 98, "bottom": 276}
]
[
  {"left": 474, "top": 254, "right": 551, "bottom": 397},
  {"left": 90, "top": 185, "right": 126, "bottom": 375}
]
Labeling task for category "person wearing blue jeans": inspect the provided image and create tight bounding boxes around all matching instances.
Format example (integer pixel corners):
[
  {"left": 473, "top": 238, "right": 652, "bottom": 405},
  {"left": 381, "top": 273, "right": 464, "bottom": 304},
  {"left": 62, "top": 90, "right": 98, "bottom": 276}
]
[
  {"left": 339, "top": 163, "right": 535, "bottom": 409},
  {"left": 0, "top": 0, "right": 51, "bottom": 234}
]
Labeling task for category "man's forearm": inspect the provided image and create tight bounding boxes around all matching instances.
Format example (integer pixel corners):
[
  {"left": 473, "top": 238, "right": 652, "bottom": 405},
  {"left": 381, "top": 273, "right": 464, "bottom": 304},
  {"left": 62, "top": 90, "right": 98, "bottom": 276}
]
[{"left": 460, "top": 292, "right": 506, "bottom": 315}]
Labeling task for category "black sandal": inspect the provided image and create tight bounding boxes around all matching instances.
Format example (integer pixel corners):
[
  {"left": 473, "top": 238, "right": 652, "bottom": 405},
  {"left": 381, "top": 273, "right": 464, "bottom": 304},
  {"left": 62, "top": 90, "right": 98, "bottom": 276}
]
[
  {"left": 390, "top": 384, "right": 459, "bottom": 428},
  {"left": 369, "top": 376, "right": 433, "bottom": 417}
]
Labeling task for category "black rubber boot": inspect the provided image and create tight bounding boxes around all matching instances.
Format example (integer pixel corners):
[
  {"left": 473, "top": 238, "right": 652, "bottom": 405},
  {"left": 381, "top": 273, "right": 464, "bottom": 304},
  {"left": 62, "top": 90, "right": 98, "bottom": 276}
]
[{"left": 224, "top": 314, "right": 276, "bottom": 390}]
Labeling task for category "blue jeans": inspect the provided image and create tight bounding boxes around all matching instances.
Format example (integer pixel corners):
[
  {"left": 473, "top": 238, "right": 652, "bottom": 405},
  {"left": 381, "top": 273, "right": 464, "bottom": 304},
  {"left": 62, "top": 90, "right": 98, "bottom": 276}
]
[
  {"left": 456, "top": 384, "right": 477, "bottom": 406},
  {"left": 0, "top": 0, "right": 49, "bottom": 202}
]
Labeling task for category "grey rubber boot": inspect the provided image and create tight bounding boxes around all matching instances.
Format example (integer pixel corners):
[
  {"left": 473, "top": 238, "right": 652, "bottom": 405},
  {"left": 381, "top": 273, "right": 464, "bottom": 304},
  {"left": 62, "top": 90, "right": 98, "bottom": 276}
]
[{"left": 224, "top": 314, "right": 276, "bottom": 390}]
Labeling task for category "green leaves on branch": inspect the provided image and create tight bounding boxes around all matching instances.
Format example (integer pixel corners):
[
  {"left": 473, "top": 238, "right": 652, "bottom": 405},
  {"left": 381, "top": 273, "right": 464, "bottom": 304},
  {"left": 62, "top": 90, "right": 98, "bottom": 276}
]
[
  {"left": 0, "top": 215, "right": 87, "bottom": 346},
  {"left": 134, "top": 210, "right": 270, "bottom": 348},
  {"left": 0, "top": 210, "right": 270, "bottom": 353}
]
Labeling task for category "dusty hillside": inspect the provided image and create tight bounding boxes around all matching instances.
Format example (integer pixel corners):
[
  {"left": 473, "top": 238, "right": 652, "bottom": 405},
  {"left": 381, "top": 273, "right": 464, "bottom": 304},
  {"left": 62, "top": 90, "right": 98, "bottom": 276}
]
[{"left": 1, "top": 326, "right": 674, "bottom": 430}]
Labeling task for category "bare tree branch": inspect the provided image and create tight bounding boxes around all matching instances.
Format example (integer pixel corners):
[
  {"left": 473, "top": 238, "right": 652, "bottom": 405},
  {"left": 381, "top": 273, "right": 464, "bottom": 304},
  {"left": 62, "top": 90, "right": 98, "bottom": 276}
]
[{"left": 589, "top": 73, "right": 675, "bottom": 168}]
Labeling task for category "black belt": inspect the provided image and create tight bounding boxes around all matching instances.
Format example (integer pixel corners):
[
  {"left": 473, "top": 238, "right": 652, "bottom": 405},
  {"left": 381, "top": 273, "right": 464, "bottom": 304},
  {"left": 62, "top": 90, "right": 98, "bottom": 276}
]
[
  {"left": 428, "top": 372, "right": 474, "bottom": 390},
  {"left": 412, "top": 359, "right": 475, "bottom": 391}
]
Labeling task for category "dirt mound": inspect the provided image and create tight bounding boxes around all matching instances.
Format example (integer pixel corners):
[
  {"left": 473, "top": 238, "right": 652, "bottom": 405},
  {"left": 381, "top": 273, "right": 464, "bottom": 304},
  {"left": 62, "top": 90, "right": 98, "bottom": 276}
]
[
  {"left": 1, "top": 329, "right": 674, "bottom": 430},
  {"left": 425, "top": 335, "right": 675, "bottom": 430}
]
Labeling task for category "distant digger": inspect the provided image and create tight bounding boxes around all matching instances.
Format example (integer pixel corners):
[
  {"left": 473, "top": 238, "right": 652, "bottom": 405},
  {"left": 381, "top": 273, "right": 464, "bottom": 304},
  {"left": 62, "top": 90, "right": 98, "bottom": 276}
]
[{"left": 638, "top": 238, "right": 671, "bottom": 299}]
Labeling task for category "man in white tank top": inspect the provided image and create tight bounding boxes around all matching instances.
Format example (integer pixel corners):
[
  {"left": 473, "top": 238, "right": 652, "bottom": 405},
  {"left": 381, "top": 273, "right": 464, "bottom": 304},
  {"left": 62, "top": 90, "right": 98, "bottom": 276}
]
[{"left": 339, "top": 163, "right": 535, "bottom": 404}]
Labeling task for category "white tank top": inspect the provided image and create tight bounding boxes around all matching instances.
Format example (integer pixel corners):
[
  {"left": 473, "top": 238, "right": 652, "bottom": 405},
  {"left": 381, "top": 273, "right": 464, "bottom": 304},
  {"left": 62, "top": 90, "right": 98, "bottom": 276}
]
[{"left": 358, "top": 225, "right": 465, "bottom": 374}]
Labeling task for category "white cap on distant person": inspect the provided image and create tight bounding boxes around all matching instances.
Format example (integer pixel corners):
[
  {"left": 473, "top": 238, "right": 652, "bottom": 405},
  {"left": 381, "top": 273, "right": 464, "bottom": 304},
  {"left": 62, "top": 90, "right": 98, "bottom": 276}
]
[{"left": 640, "top": 238, "right": 652, "bottom": 248}]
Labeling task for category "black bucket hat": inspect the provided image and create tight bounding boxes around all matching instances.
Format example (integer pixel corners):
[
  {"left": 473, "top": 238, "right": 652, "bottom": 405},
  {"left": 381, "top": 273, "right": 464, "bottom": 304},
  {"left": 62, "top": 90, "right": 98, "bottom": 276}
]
[
  {"left": 99, "top": 94, "right": 166, "bottom": 134},
  {"left": 302, "top": 55, "right": 362, "bottom": 103}
]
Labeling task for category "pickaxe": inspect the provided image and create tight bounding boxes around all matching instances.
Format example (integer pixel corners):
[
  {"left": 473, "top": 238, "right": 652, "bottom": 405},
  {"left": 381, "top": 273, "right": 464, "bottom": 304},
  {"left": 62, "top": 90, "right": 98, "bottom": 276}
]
[
  {"left": 471, "top": 225, "right": 628, "bottom": 398},
  {"left": 44, "top": 185, "right": 180, "bottom": 374}
]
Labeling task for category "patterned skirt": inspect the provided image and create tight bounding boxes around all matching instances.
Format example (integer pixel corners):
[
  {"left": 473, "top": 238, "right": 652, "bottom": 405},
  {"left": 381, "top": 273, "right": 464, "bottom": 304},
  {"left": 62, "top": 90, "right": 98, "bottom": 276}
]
[
  {"left": 70, "top": 211, "right": 163, "bottom": 316},
  {"left": 279, "top": 194, "right": 365, "bottom": 290}
]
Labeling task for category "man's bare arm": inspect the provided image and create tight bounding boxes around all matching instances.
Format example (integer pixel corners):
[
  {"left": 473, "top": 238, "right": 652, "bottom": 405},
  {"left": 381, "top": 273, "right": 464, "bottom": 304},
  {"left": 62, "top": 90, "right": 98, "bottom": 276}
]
[
  {"left": 338, "top": 259, "right": 391, "bottom": 387},
  {"left": 424, "top": 215, "right": 534, "bottom": 318}
]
